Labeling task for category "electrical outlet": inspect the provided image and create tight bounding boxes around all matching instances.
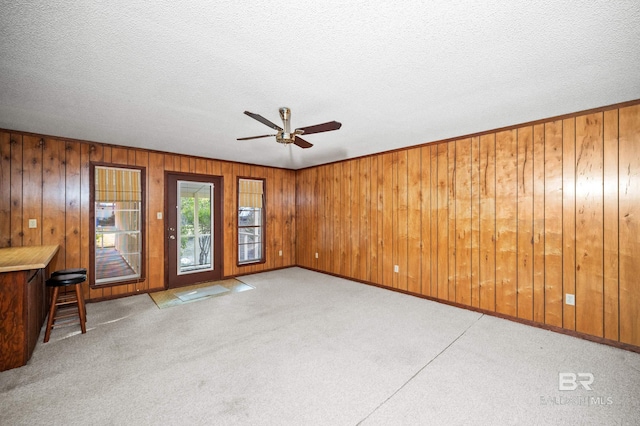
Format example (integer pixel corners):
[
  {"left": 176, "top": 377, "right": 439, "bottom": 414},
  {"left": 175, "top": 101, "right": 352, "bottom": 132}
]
[
  {"left": 394, "top": 265, "right": 399, "bottom": 273},
  {"left": 157, "top": 212, "right": 163, "bottom": 219},
  {"left": 28, "top": 219, "right": 37, "bottom": 228},
  {"left": 565, "top": 293, "right": 575, "bottom": 306},
  {"left": 315, "top": 252, "right": 318, "bottom": 259},
  {"left": 279, "top": 250, "right": 282, "bottom": 256}
]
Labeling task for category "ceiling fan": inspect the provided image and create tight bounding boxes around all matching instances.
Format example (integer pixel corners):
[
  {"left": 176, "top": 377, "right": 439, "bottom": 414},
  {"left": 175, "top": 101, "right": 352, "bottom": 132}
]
[{"left": 237, "top": 107, "right": 341, "bottom": 148}]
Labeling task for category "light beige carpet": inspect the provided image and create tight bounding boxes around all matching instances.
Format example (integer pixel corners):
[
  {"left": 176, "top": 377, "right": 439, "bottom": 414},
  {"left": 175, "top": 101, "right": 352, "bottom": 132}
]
[
  {"left": 1, "top": 267, "right": 638, "bottom": 425},
  {"left": 148, "top": 278, "right": 253, "bottom": 308}
]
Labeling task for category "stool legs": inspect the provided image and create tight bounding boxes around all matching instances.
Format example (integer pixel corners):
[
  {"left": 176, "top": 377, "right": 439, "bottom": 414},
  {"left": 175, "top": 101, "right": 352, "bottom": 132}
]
[
  {"left": 43, "top": 283, "right": 86, "bottom": 343},
  {"left": 75, "top": 284, "right": 87, "bottom": 334},
  {"left": 43, "top": 286, "right": 60, "bottom": 343}
]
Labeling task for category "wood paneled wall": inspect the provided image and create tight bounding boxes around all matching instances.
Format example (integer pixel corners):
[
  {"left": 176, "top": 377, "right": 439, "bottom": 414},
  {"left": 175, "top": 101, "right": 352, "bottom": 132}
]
[
  {"left": 296, "top": 103, "right": 640, "bottom": 348},
  {"left": 0, "top": 133, "right": 296, "bottom": 301}
]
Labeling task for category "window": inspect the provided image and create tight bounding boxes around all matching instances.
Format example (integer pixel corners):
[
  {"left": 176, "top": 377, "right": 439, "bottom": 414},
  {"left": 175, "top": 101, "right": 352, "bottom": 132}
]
[
  {"left": 238, "top": 178, "right": 265, "bottom": 265},
  {"left": 91, "top": 165, "right": 145, "bottom": 285}
]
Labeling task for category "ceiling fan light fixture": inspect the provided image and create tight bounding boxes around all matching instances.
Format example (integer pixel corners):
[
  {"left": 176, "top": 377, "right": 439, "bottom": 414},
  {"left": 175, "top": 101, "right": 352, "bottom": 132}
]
[{"left": 238, "top": 107, "right": 340, "bottom": 149}]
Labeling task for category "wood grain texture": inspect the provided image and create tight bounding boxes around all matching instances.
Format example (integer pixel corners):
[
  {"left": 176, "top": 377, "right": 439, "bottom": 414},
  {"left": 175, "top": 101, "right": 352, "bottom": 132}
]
[
  {"left": 22, "top": 136, "right": 43, "bottom": 247},
  {"left": 479, "top": 134, "right": 496, "bottom": 311},
  {"left": 436, "top": 142, "right": 449, "bottom": 300},
  {"left": 455, "top": 139, "right": 472, "bottom": 306},
  {"left": 42, "top": 138, "right": 66, "bottom": 272},
  {"left": 148, "top": 152, "right": 164, "bottom": 291},
  {"left": 495, "top": 130, "right": 517, "bottom": 317},
  {"left": 532, "top": 124, "right": 546, "bottom": 323},
  {"left": 382, "top": 153, "right": 393, "bottom": 287},
  {"left": 0, "top": 245, "right": 59, "bottom": 272},
  {"left": 351, "top": 161, "right": 361, "bottom": 280},
  {"left": 517, "top": 127, "right": 534, "bottom": 320},
  {"left": 407, "top": 148, "right": 421, "bottom": 294},
  {"left": 359, "top": 157, "right": 371, "bottom": 282},
  {"left": 396, "top": 150, "right": 408, "bottom": 291},
  {"left": 470, "top": 137, "right": 480, "bottom": 307},
  {"left": 430, "top": 144, "right": 439, "bottom": 297},
  {"left": 562, "top": 118, "right": 576, "bottom": 331},
  {"left": 602, "top": 109, "right": 619, "bottom": 341},
  {"left": 447, "top": 142, "right": 456, "bottom": 301},
  {"left": 575, "top": 113, "right": 604, "bottom": 337},
  {"left": 544, "top": 121, "right": 563, "bottom": 327},
  {"left": 619, "top": 104, "right": 640, "bottom": 346},
  {"left": 419, "top": 146, "right": 431, "bottom": 297},
  {"left": 1, "top": 133, "right": 12, "bottom": 248},
  {"left": 10, "top": 134, "right": 23, "bottom": 247}
]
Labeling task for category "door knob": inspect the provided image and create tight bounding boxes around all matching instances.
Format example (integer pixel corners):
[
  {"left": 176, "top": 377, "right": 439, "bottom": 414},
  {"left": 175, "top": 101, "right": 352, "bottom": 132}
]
[{"left": 169, "top": 235, "right": 176, "bottom": 240}]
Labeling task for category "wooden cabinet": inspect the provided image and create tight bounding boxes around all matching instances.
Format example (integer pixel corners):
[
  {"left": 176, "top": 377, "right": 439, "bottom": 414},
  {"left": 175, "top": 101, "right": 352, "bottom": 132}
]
[
  {"left": 0, "top": 245, "right": 58, "bottom": 371},
  {"left": 0, "top": 269, "right": 45, "bottom": 370}
]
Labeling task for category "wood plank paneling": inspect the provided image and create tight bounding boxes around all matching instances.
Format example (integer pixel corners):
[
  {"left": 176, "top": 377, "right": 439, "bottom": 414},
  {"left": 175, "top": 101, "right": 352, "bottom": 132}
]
[
  {"left": 517, "top": 127, "right": 534, "bottom": 320},
  {"left": 382, "top": 153, "right": 393, "bottom": 287},
  {"left": 455, "top": 139, "right": 472, "bottom": 306},
  {"left": 396, "top": 151, "right": 408, "bottom": 291},
  {"left": 148, "top": 152, "right": 164, "bottom": 291},
  {"left": 562, "top": 118, "right": 576, "bottom": 331},
  {"left": 479, "top": 134, "right": 496, "bottom": 312},
  {"left": 407, "top": 148, "right": 421, "bottom": 294},
  {"left": 447, "top": 142, "right": 456, "bottom": 301},
  {"left": 359, "top": 157, "right": 371, "bottom": 282},
  {"left": 10, "top": 134, "right": 23, "bottom": 247},
  {"left": 370, "top": 155, "right": 382, "bottom": 284},
  {"left": 495, "top": 130, "right": 518, "bottom": 316},
  {"left": 544, "top": 121, "right": 564, "bottom": 327},
  {"left": 436, "top": 143, "right": 448, "bottom": 299},
  {"left": 420, "top": 146, "right": 432, "bottom": 297},
  {"left": 470, "top": 137, "right": 480, "bottom": 307},
  {"left": 350, "top": 161, "right": 361, "bottom": 279},
  {"left": 42, "top": 138, "right": 66, "bottom": 272},
  {"left": 532, "top": 124, "right": 545, "bottom": 323},
  {"left": 22, "top": 136, "right": 43, "bottom": 247},
  {"left": 0, "top": 133, "right": 12, "bottom": 248},
  {"left": 619, "top": 104, "right": 640, "bottom": 346},
  {"left": 575, "top": 113, "right": 604, "bottom": 337},
  {"left": 430, "top": 145, "right": 439, "bottom": 297},
  {"left": 602, "top": 109, "right": 619, "bottom": 341}
]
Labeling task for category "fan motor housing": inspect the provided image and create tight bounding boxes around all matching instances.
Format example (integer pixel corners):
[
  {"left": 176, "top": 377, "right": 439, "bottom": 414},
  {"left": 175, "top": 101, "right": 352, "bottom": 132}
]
[{"left": 276, "top": 132, "right": 294, "bottom": 144}]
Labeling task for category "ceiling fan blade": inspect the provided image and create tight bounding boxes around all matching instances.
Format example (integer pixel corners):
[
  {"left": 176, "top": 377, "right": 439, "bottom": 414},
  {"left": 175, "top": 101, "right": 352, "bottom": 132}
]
[
  {"left": 295, "top": 121, "right": 342, "bottom": 135},
  {"left": 244, "top": 111, "right": 283, "bottom": 131},
  {"left": 237, "top": 134, "right": 276, "bottom": 141},
  {"left": 293, "top": 136, "right": 313, "bottom": 149}
]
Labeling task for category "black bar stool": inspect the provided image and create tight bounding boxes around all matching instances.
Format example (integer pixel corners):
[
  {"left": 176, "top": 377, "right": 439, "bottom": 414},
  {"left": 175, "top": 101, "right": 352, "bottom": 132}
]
[{"left": 44, "top": 273, "right": 87, "bottom": 343}]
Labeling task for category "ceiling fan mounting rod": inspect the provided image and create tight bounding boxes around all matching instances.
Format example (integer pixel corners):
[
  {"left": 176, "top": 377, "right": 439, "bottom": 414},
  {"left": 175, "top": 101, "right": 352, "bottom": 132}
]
[{"left": 277, "top": 107, "right": 296, "bottom": 144}]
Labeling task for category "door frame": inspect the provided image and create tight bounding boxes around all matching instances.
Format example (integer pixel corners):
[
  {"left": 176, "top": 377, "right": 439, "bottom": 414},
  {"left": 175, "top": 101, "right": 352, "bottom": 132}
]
[{"left": 164, "top": 172, "right": 224, "bottom": 289}]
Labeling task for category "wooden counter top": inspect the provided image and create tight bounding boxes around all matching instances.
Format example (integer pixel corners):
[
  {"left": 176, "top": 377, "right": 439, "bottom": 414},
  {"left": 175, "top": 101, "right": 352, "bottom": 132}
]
[{"left": 0, "top": 245, "right": 59, "bottom": 273}]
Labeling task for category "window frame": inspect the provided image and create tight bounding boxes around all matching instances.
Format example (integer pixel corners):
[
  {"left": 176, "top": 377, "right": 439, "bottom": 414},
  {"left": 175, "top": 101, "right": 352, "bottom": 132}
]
[
  {"left": 237, "top": 177, "right": 266, "bottom": 266},
  {"left": 90, "top": 162, "right": 146, "bottom": 288}
]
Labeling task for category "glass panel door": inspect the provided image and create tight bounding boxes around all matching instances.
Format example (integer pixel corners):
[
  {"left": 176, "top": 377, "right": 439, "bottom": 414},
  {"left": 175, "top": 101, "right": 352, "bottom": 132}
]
[{"left": 177, "top": 180, "right": 213, "bottom": 275}]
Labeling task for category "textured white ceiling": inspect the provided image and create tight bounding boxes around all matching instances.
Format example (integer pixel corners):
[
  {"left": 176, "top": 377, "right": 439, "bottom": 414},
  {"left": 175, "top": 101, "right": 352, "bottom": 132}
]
[{"left": 1, "top": 1, "right": 639, "bottom": 169}]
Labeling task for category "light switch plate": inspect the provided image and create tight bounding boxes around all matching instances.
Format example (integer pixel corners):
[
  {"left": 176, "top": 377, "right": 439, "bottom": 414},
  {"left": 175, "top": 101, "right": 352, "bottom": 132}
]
[
  {"left": 565, "top": 293, "right": 575, "bottom": 306},
  {"left": 28, "top": 219, "right": 37, "bottom": 228}
]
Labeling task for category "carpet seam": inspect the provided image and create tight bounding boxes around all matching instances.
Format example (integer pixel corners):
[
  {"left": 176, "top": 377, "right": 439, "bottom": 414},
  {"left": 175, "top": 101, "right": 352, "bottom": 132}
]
[{"left": 356, "top": 313, "right": 485, "bottom": 425}]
